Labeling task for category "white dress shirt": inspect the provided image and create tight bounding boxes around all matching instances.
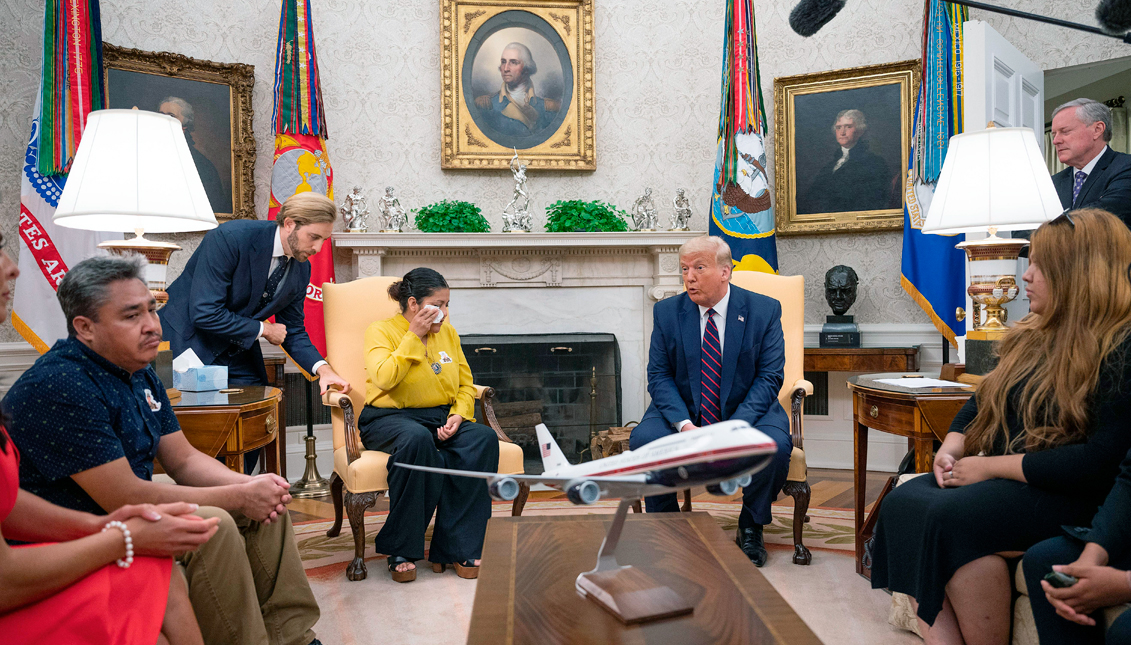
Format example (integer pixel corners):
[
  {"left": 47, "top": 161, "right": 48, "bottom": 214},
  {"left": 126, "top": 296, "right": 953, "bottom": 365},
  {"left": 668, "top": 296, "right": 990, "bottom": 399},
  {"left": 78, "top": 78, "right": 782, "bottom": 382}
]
[
  {"left": 258, "top": 228, "right": 327, "bottom": 375},
  {"left": 677, "top": 286, "right": 731, "bottom": 431}
]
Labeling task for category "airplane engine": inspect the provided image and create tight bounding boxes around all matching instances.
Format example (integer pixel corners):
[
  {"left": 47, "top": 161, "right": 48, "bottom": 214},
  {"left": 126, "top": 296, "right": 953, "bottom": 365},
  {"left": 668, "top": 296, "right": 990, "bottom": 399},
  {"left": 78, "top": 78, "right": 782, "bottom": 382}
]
[
  {"left": 566, "top": 479, "right": 601, "bottom": 505},
  {"left": 707, "top": 478, "right": 741, "bottom": 496},
  {"left": 488, "top": 477, "right": 520, "bottom": 501}
]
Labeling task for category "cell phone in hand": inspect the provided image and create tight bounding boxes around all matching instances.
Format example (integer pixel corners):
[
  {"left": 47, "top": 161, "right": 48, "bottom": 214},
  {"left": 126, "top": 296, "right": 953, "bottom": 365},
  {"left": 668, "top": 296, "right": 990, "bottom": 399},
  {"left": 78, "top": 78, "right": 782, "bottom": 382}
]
[
  {"left": 1044, "top": 571, "right": 1079, "bottom": 588},
  {"left": 422, "top": 305, "right": 444, "bottom": 324}
]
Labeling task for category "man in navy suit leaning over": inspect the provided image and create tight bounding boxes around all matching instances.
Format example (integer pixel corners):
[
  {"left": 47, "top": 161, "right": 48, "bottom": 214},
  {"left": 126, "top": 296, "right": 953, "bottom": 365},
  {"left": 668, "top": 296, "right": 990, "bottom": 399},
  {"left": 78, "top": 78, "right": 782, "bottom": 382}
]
[
  {"left": 630, "top": 236, "right": 790, "bottom": 567},
  {"left": 160, "top": 192, "right": 351, "bottom": 410}
]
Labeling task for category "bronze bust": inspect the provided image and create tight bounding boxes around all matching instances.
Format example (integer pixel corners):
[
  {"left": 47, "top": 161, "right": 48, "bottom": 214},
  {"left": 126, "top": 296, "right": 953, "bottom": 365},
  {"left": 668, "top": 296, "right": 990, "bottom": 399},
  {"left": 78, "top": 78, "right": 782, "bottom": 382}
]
[{"left": 824, "top": 265, "right": 859, "bottom": 316}]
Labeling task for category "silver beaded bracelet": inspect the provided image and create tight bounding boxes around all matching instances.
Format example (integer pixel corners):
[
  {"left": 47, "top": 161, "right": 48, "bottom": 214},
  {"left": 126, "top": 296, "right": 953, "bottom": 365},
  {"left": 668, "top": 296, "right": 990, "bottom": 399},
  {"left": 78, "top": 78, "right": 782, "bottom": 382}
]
[{"left": 101, "top": 520, "right": 134, "bottom": 569}]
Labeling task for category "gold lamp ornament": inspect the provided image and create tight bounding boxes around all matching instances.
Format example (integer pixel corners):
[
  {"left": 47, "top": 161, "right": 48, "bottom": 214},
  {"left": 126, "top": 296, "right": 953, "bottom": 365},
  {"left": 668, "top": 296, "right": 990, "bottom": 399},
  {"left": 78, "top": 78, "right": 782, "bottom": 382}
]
[
  {"left": 53, "top": 109, "right": 218, "bottom": 306},
  {"left": 922, "top": 123, "right": 1064, "bottom": 343}
]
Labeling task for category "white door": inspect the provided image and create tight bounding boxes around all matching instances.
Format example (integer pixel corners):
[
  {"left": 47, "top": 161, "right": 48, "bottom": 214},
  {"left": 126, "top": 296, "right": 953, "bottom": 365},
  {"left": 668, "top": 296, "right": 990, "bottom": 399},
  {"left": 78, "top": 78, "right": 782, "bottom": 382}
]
[{"left": 961, "top": 20, "right": 1044, "bottom": 335}]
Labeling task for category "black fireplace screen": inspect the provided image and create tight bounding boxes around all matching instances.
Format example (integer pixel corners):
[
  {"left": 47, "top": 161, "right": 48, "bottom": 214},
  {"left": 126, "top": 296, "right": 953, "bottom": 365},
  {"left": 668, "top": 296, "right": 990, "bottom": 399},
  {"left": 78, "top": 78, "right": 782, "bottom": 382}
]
[{"left": 461, "top": 333, "right": 622, "bottom": 474}]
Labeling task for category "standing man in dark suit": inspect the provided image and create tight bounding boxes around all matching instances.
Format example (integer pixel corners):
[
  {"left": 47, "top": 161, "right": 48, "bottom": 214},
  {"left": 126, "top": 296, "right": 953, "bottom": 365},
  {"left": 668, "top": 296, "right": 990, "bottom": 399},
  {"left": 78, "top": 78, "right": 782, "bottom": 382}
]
[
  {"left": 1050, "top": 98, "right": 1131, "bottom": 225},
  {"left": 160, "top": 193, "right": 351, "bottom": 470},
  {"left": 630, "top": 236, "right": 791, "bottom": 567}
]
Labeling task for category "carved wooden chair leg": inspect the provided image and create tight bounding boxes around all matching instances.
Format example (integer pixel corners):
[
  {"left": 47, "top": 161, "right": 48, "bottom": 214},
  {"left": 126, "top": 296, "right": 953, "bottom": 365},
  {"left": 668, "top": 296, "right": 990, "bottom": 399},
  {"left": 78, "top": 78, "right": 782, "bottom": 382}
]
[
  {"left": 511, "top": 482, "right": 530, "bottom": 516},
  {"left": 344, "top": 490, "right": 380, "bottom": 581},
  {"left": 631, "top": 499, "right": 642, "bottom": 513},
  {"left": 325, "top": 472, "right": 344, "bottom": 538},
  {"left": 681, "top": 489, "right": 693, "bottom": 512},
  {"left": 782, "top": 480, "right": 812, "bottom": 565}
]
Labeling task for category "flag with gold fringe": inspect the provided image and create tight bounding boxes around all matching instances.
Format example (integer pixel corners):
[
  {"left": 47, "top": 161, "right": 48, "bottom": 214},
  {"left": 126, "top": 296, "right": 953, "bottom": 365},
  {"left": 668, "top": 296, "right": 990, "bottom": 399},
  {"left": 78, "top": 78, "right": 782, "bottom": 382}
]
[
  {"left": 269, "top": 0, "right": 334, "bottom": 363},
  {"left": 13, "top": 0, "right": 117, "bottom": 353},
  {"left": 900, "top": 0, "right": 968, "bottom": 347},
  {"left": 710, "top": 0, "right": 777, "bottom": 273}
]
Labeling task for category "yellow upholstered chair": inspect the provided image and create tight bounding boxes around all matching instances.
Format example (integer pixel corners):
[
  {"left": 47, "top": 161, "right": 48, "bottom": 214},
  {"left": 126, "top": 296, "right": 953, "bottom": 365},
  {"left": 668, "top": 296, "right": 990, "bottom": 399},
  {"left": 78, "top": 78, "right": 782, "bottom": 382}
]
[
  {"left": 321, "top": 276, "right": 527, "bottom": 581},
  {"left": 730, "top": 271, "right": 814, "bottom": 565}
]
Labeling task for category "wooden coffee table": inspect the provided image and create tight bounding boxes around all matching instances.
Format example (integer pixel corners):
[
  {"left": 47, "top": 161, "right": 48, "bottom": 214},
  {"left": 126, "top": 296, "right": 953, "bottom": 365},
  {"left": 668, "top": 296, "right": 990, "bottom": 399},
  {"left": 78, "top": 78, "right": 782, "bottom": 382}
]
[{"left": 468, "top": 512, "right": 822, "bottom": 644}]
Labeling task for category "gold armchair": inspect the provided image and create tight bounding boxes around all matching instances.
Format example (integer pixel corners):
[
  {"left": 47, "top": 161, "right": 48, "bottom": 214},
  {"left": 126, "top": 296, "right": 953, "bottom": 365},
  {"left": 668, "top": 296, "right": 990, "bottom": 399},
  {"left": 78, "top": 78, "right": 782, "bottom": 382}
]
[
  {"left": 729, "top": 271, "right": 813, "bottom": 565},
  {"left": 320, "top": 276, "right": 527, "bottom": 581}
]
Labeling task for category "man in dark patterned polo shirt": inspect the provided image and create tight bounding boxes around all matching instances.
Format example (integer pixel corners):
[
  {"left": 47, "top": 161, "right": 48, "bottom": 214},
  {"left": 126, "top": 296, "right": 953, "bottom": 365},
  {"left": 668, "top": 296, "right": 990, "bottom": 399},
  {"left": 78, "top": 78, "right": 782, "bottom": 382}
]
[{"left": 4, "top": 256, "right": 322, "bottom": 645}]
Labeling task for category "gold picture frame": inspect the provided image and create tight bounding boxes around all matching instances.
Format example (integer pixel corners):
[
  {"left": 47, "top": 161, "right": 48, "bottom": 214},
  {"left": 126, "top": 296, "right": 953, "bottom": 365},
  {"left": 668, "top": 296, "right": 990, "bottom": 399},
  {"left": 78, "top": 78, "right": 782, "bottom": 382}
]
[
  {"left": 441, "top": 0, "right": 595, "bottom": 170},
  {"left": 773, "top": 60, "right": 919, "bottom": 235},
  {"left": 103, "top": 44, "right": 256, "bottom": 220}
]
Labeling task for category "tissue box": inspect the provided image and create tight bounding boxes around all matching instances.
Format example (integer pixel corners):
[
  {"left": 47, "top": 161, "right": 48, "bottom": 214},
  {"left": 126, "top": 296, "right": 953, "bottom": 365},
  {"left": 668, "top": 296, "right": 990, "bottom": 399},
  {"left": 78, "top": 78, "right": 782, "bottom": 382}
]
[{"left": 173, "top": 365, "right": 228, "bottom": 392}]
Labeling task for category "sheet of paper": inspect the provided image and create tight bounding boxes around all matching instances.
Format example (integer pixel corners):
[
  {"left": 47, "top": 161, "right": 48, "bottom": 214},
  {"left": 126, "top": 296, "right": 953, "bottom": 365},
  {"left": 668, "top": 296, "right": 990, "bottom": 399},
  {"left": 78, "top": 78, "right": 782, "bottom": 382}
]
[
  {"left": 172, "top": 348, "right": 205, "bottom": 372},
  {"left": 873, "top": 377, "right": 970, "bottom": 389}
]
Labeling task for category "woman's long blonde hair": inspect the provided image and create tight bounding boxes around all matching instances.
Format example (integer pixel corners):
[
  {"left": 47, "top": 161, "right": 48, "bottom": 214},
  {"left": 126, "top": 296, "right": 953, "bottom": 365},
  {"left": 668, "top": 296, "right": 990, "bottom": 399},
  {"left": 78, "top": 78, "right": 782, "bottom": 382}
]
[{"left": 964, "top": 209, "right": 1131, "bottom": 456}]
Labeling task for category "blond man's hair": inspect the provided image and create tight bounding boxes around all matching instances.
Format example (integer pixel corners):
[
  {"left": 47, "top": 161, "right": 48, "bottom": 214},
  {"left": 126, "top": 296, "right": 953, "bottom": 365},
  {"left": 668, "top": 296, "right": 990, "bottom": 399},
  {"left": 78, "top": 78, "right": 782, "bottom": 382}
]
[{"left": 277, "top": 192, "right": 337, "bottom": 228}]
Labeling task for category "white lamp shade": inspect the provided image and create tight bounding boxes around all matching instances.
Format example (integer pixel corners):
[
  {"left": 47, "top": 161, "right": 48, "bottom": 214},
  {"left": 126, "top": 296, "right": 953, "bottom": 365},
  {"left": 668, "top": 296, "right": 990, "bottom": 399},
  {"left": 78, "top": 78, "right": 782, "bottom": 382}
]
[
  {"left": 922, "top": 127, "right": 1063, "bottom": 235},
  {"left": 54, "top": 109, "right": 219, "bottom": 233}
]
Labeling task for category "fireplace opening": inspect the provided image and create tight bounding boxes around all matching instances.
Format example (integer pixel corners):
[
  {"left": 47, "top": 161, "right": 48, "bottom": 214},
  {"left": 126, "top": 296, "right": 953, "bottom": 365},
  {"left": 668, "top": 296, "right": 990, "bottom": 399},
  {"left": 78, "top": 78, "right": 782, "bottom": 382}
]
[{"left": 461, "top": 333, "right": 622, "bottom": 474}]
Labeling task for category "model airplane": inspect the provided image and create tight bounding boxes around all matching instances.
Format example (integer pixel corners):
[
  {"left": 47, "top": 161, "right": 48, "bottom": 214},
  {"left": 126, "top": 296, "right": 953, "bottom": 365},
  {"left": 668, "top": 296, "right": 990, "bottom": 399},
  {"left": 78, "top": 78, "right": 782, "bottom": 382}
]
[{"left": 395, "top": 419, "right": 779, "bottom": 504}]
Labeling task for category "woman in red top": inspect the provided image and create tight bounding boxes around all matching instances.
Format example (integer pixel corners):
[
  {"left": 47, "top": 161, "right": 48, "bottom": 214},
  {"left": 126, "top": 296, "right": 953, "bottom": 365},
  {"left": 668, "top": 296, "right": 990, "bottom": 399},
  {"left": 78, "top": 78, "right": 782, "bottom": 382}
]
[{"left": 0, "top": 235, "right": 220, "bottom": 645}]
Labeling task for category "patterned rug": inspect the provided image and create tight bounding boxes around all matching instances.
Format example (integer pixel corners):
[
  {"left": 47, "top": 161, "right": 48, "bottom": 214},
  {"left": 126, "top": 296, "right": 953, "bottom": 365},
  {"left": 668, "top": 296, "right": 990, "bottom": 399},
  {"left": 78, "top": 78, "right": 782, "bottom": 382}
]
[{"left": 295, "top": 499, "right": 855, "bottom": 571}]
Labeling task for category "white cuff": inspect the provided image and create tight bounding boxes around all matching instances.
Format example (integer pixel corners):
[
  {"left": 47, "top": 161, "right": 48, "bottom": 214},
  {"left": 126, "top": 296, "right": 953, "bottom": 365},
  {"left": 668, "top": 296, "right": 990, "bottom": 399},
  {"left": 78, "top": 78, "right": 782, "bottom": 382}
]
[
  {"left": 256, "top": 322, "right": 265, "bottom": 339},
  {"left": 311, "top": 360, "right": 328, "bottom": 375},
  {"left": 675, "top": 419, "right": 692, "bottom": 432}
]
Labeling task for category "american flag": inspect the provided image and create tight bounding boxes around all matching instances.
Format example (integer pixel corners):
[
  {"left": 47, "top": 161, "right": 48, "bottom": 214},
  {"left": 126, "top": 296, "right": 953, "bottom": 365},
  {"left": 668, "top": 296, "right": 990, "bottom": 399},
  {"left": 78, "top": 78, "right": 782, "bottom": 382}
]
[{"left": 541, "top": 442, "right": 553, "bottom": 458}]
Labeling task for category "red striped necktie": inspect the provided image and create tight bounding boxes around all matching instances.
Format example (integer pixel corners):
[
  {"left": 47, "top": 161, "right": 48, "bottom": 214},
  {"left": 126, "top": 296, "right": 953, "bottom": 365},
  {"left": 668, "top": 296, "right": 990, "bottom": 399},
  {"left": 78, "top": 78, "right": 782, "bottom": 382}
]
[{"left": 700, "top": 308, "right": 722, "bottom": 426}]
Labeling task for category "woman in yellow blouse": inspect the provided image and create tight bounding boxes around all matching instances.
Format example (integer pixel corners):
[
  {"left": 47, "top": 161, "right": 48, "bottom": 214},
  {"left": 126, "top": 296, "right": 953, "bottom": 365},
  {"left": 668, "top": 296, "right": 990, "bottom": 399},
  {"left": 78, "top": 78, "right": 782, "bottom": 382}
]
[{"left": 359, "top": 268, "right": 499, "bottom": 583}]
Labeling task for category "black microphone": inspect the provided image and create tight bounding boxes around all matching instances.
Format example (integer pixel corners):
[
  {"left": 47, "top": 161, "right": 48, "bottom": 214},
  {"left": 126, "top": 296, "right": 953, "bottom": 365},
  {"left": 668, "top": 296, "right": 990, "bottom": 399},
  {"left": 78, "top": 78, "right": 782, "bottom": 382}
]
[
  {"left": 1097, "top": 0, "right": 1131, "bottom": 34},
  {"left": 789, "top": 0, "right": 848, "bottom": 37}
]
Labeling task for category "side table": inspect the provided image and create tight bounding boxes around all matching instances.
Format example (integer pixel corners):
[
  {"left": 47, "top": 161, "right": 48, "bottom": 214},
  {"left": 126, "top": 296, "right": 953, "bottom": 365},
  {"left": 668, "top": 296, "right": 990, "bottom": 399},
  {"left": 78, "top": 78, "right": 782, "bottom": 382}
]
[
  {"left": 804, "top": 346, "right": 920, "bottom": 372},
  {"left": 172, "top": 386, "right": 284, "bottom": 475},
  {"left": 847, "top": 373, "right": 972, "bottom": 577}
]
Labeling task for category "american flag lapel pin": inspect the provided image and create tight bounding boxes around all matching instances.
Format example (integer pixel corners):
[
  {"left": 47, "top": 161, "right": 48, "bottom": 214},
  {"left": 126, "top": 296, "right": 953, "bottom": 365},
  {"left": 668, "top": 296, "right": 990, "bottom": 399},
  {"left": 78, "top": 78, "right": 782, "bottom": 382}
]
[{"left": 738, "top": 315, "right": 745, "bottom": 322}]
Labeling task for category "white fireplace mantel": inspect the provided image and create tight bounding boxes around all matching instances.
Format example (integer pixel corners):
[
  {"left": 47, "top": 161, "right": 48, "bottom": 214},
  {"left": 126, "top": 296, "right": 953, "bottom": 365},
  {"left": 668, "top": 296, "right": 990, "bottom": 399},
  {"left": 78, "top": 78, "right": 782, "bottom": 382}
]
[
  {"left": 333, "top": 231, "right": 703, "bottom": 300},
  {"left": 333, "top": 231, "right": 704, "bottom": 423}
]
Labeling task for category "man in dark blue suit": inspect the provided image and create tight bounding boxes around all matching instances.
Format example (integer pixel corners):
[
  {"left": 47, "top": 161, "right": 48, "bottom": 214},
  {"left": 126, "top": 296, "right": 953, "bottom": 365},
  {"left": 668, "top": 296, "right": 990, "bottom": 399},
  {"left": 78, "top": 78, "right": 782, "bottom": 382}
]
[
  {"left": 630, "top": 236, "right": 791, "bottom": 567},
  {"left": 1050, "top": 98, "right": 1131, "bottom": 225},
  {"left": 161, "top": 191, "right": 351, "bottom": 406}
]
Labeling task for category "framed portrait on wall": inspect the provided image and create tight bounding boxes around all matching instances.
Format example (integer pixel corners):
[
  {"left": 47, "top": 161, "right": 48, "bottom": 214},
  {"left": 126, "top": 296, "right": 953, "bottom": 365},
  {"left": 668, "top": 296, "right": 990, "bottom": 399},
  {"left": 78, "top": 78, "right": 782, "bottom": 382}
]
[
  {"left": 773, "top": 60, "right": 919, "bottom": 235},
  {"left": 441, "top": 0, "right": 595, "bottom": 170},
  {"left": 102, "top": 44, "right": 256, "bottom": 220}
]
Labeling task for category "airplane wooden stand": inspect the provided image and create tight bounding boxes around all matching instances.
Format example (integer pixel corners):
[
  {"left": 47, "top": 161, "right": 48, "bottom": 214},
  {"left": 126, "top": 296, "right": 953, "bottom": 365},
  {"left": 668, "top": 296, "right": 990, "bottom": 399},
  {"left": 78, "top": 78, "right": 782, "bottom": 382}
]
[{"left": 574, "top": 498, "right": 694, "bottom": 624}]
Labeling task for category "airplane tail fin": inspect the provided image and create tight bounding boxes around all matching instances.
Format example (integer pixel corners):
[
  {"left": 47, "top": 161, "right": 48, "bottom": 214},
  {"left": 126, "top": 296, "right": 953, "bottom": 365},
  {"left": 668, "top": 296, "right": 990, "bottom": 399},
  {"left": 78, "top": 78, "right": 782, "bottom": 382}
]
[{"left": 535, "top": 423, "right": 569, "bottom": 473}]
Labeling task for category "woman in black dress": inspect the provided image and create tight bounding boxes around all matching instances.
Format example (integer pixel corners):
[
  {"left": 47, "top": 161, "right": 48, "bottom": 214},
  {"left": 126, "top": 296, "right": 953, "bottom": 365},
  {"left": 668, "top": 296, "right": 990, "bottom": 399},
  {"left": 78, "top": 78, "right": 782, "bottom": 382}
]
[{"left": 870, "top": 208, "right": 1131, "bottom": 645}]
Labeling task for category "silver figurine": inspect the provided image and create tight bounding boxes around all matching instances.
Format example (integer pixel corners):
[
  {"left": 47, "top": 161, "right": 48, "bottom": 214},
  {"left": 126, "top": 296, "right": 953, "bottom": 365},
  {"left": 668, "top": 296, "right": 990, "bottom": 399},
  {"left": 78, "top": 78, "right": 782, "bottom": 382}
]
[
  {"left": 670, "top": 188, "right": 692, "bottom": 231},
  {"left": 501, "top": 149, "right": 532, "bottom": 233},
  {"left": 377, "top": 187, "right": 407, "bottom": 233},
  {"left": 631, "top": 187, "right": 659, "bottom": 231},
  {"left": 340, "top": 186, "right": 370, "bottom": 233}
]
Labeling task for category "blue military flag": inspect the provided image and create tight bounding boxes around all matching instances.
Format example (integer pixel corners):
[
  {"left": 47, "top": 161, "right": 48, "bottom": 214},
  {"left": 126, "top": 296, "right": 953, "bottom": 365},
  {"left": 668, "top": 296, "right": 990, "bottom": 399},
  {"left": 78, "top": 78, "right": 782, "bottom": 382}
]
[
  {"left": 710, "top": 0, "right": 777, "bottom": 273},
  {"left": 900, "top": 0, "right": 968, "bottom": 347}
]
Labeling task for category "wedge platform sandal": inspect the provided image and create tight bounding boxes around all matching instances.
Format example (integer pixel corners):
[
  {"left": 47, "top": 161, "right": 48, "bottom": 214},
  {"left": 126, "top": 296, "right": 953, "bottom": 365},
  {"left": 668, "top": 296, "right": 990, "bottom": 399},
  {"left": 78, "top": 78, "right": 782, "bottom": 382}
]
[{"left": 433, "top": 560, "right": 479, "bottom": 579}]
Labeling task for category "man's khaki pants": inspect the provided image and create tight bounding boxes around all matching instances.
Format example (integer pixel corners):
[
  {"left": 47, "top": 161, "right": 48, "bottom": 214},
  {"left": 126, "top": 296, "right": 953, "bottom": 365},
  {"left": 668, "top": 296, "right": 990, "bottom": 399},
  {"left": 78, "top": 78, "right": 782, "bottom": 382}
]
[{"left": 177, "top": 507, "right": 319, "bottom": 645}]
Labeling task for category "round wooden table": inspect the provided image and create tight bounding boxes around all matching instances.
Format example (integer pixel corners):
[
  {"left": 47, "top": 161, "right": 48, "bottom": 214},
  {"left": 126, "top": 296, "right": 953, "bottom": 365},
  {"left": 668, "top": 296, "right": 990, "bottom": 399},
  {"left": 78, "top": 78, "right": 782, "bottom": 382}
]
[
  {"left": 846, "top": 373, "right": 973, "bottom": 577},
  {"left": 171, "top": 386, "right": 284, "bottom": 475}
]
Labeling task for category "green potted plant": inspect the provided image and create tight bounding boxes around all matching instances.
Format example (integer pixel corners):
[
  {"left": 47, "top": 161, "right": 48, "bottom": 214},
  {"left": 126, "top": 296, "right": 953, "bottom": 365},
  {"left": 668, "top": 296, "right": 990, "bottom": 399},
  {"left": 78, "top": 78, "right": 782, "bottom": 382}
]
[
  {"left": 413, "top": 200, "right": 491, "bottom": 233},
  {"left": 545, "top": 200, "right": 629, "bottom": 233}
]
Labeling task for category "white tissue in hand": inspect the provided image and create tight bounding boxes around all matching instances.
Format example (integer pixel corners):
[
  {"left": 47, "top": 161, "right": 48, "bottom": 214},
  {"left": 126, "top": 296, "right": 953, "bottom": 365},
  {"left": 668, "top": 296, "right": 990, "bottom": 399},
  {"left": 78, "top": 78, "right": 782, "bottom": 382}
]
[{"left": 172, "top": 348, "right": 205, "bottom": 372}]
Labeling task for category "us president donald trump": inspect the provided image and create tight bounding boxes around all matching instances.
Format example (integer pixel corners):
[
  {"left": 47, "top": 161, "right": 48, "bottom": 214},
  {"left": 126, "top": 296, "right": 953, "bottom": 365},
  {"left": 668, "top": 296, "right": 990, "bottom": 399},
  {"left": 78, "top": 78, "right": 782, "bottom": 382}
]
[{"left": 630, "top": 236, "right": 791, "bottom": 567}]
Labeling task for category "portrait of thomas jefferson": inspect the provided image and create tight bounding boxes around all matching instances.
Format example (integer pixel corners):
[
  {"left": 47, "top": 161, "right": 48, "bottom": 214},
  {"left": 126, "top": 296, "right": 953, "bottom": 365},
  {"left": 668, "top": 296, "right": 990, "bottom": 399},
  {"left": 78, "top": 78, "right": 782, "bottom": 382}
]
[
  {"left": 159, "top": 96, "right": 231, "bottom": 213},
  {"left": 107, "top": 67, "right": 235, "bottom": 215},
  {"left": 797, "top": 109, "right": 895, "bottom": 215}
]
